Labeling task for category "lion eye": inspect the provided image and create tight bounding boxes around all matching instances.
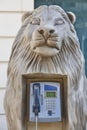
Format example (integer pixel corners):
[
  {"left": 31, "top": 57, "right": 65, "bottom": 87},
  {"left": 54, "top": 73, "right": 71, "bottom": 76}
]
[
  {"left": 55, "top": 19, "right": 64, "bottom": 25},
  {"left": 30, "top": 18, "right": 40, "bottom": 25}
]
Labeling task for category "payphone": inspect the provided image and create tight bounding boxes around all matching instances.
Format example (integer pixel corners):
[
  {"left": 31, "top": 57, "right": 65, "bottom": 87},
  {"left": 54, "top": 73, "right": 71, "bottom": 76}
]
[
  {"left": 21, "top": 73, "right": 68, "bottom": 130},
  {"left": 29, "top": 82, "right": 62, "bottom": 122}
]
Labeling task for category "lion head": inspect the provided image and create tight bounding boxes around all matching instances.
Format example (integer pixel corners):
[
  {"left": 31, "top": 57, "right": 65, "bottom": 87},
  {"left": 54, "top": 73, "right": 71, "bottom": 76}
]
[
  {"left": 22, "top": 5, "right": 77, "bottom": 57},
  {"left": 8, "top": 5, "right": 84, "bottom": 85},
  {"left": 5, "top": 5, "right": 86, "bottom": 130}
]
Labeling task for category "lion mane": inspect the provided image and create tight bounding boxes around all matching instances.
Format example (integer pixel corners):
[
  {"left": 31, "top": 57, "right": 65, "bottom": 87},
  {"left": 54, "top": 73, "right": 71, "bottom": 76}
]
[{"left": 4, "top": 5, "right": 87, "bottom": 130}]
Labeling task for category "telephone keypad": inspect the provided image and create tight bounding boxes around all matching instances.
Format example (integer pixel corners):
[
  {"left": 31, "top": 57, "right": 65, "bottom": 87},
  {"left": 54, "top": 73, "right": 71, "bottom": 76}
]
[{"left": 46, "top": 99, "right": 56, "bottom": 110}]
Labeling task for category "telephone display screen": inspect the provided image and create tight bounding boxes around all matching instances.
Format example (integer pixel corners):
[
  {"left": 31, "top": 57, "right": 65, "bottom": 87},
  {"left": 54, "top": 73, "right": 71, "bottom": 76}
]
[{"left": 46, "top": 92, "right": 56, "bottom": 97}]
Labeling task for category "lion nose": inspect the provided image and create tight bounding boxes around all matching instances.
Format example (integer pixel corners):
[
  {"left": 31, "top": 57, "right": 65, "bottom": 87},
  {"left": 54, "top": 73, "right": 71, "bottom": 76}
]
[{"left": 38, "top": 28, "right": 55, "bottom": 38}]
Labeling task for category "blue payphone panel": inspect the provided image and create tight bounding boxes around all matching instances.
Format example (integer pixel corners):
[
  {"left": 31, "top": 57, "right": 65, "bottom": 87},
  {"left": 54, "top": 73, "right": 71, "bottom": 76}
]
[{"left": 29, "top": 82, "right": 62, "bottom": 122}]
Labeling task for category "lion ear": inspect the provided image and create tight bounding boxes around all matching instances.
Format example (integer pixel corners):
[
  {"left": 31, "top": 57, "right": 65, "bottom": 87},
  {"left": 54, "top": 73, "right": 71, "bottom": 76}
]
[
  {"left": 22, "top": 12, "right": 32, "bottom": 22},
  {"left": 67, "top": 12, "right": 76, "bottom": 24}
]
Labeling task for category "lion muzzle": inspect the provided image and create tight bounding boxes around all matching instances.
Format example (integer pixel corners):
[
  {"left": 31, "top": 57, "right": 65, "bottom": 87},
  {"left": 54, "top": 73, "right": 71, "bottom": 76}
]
[{"left": 30, "top": 28, "right": 60, "bottom": 57}]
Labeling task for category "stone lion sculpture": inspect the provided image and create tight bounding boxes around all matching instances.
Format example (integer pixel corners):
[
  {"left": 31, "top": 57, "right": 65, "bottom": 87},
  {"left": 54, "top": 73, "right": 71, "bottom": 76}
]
[{"left": 4, "top": 5, "right": 87, "bottom": 130}]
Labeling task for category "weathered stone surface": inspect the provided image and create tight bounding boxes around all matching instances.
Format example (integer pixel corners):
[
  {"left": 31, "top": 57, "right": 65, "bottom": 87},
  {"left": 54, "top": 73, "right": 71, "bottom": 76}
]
[{"left": 4, "top": 5, "right": 87, "bottom": 130}]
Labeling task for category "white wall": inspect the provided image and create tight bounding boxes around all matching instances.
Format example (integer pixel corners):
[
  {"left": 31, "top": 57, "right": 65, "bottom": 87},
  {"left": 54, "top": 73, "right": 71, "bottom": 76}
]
[{"left": 0, "top": 0, "right": 34, "bottom": 130}]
